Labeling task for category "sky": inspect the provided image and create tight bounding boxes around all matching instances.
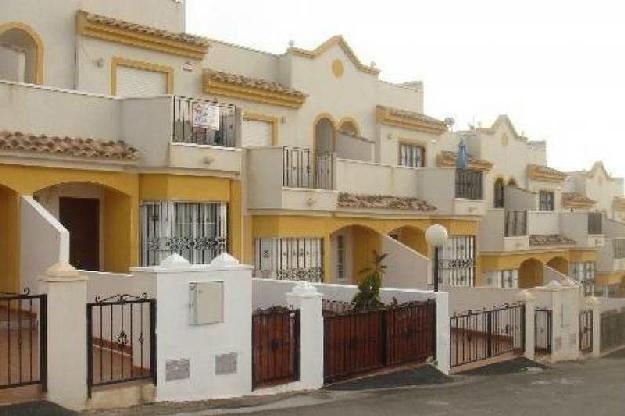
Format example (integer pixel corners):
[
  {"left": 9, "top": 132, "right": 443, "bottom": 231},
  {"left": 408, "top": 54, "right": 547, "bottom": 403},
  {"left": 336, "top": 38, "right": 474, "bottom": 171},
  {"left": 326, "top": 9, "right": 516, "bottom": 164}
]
[{"left": 186, "top": 0, "right": 625, "bottom": 177}]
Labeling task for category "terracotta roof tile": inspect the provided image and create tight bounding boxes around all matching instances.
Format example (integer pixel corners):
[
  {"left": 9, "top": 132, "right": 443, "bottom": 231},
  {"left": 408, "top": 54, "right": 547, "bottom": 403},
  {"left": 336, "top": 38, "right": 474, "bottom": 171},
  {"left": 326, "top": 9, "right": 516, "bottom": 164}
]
[
  {"left": 337, "top": 192, "right": 436, "bottom": 212},
  {"left": 376, "top": 105, "right": 447, "bottom": 133},
  {"left": 529, "top": 234, "right": 577, "bottom": 247},
  {"left": 0, "top": 131, "right": 140, "bottom": 161},
  {"left": 203, "top": 69, "right": 306, "bottom": 98},
  {"left": 562, "top": 192, "right": 596, "bottom": 207},
  {"left": 527, "top": 164, "right": 567, "bottom": 182},
  {"left": 79, "top": 11, "right": 209, "bottom": 47},
  {"left": 437, "top": 150, "right": 493, "bottom": 171}
]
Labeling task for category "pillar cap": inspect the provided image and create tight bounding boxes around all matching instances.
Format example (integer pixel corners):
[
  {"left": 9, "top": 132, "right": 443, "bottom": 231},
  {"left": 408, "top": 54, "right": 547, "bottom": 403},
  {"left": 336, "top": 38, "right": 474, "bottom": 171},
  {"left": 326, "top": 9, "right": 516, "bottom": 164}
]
[
  {"left": 287, "top": 281, "right": 322, "bottom": 298},
  {"left": 39, "top": 262, "right": 87, "bottom": 282},
  {"left": 515, "top": 289, "right": 535, "bottom": 302}
]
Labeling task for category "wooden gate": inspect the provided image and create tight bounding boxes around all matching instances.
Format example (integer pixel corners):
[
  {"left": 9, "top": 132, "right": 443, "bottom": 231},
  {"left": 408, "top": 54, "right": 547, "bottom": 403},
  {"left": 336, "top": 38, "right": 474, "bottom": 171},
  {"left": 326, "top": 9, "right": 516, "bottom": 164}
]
[
  {"left": 0, "top": 290, "right": 47, "bottom": 391},
  {"left": 579, "top": 309, "right": 593, "bottom": 353},
  {"left": 252, "top": 307, "right": 300, "bottom": 389},
  {"left": 323, "top": 301, "right": 435, "bottom": 383}
]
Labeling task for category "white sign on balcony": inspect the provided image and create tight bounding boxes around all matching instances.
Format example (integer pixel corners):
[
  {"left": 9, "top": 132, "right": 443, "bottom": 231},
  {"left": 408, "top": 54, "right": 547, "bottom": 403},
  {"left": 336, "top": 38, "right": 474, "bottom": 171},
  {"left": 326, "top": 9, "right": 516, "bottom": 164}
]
[{"left": 193, "top": 102, "right": 220, "bottom": 130}]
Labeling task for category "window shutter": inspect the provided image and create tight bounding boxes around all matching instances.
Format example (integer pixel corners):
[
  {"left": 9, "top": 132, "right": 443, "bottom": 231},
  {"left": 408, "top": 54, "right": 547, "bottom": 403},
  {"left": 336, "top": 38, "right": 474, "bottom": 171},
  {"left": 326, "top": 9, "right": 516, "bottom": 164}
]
[
  {"left": 116, "top": 66, "right": 167, "bottom": 97},
  {"left": 242, "top": 119, "right": 272, "bottom": 147}
]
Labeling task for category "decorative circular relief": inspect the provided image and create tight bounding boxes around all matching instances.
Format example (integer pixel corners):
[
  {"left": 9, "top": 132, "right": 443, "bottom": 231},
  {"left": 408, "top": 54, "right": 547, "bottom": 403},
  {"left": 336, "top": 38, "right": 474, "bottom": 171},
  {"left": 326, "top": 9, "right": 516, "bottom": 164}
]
[{"left": 332, "top": 59, "right": 344, "bottom": 78}]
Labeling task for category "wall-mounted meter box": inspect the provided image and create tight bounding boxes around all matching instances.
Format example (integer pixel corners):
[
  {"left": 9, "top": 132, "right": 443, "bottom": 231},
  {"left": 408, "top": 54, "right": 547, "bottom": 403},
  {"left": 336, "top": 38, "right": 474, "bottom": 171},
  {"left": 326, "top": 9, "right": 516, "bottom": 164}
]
[{"left": 189, "top": 281, "right": 223, "bottom": 325}]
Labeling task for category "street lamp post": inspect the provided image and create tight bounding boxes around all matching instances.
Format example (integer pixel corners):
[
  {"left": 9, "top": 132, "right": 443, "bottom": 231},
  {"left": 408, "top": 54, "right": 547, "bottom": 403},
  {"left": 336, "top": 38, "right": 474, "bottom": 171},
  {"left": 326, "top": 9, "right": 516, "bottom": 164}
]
[{"left": 425, "top": 224, "right": 449, "bottom": 292}]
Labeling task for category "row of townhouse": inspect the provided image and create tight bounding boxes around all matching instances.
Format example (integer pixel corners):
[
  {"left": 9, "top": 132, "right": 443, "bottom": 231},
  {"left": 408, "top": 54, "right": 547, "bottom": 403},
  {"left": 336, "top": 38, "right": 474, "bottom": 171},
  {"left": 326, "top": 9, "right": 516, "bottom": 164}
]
[{"left": 1, "top": 0, "right": 624, "bottom": 298}]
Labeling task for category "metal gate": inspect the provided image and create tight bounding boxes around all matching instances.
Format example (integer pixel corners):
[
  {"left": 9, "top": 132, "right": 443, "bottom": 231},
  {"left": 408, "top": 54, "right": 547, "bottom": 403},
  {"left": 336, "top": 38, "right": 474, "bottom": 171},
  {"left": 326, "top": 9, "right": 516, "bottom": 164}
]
[
  {"left": 579, "top": 309, "right": 593, "bottom": 353},
  {"left": 535, "top": 308, "right": 553, "bottom": 354},
  {"left": 450, "top": 303, "right": 525, "bottom": 368},
  {"left": 0, "top": 290, "right": 47, "bottom": 391},
  {"left": 86, "top": 294, "right": 156, "bottom": 397},
  {"left": 601, "top": 309, "right": 625, "bottom": 352},
  {"left": 252, "top": 307, "right": 300, "bottom": 389},
  {"left": 323, "top": 301, "right": 435, "bottom": 383}
]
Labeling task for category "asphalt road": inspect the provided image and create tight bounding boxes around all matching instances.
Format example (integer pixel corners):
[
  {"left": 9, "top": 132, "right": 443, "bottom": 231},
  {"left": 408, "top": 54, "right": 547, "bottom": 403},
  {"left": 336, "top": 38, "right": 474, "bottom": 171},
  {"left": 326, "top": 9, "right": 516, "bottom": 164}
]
[{"left": 211, "top": 351, "right": 625, "bottom": 416}]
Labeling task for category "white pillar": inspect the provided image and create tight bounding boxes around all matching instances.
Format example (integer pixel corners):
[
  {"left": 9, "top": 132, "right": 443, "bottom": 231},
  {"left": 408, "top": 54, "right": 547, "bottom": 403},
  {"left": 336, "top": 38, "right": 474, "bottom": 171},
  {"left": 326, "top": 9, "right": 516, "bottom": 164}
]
[
  {"left": 39, "top": 262, "right": 88, "bottom": 410},
  {"left": 585, "top": 296, "right": 601, "bottom": 358},
  {"left": 286, "top": 282, "right": 323, "bottom": 390},
  {"left": 516, "top": 290, "right": 535, "bottom": 360},
  {"left": 434, "top": 291, "right": 450, "bottom": 375}
]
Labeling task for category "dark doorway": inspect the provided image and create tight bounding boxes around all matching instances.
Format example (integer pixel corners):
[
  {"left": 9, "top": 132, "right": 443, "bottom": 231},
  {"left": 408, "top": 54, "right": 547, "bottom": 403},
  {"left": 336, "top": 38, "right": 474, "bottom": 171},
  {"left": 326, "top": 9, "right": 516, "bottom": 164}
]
[{"left": 59, "top": 197, "right": 100, "bottom": 271}]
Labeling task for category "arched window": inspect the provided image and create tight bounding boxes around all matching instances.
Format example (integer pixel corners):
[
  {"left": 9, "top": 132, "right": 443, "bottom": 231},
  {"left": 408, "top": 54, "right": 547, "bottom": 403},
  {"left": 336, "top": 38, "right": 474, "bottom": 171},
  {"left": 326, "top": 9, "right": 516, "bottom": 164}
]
[
  {"left": 0, "top": 23, "right": 44, "bottom": 84},
  {"left": 314, "top": 116, "right": 336, "bottom": 155},
  {"left": 494, "top": 178, "right": 505, "bottom": 208}
]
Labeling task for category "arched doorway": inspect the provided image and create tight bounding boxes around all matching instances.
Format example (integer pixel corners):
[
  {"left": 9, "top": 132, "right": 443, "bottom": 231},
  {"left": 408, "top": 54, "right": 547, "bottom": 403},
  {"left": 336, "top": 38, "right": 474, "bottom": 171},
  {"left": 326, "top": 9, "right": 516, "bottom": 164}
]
[
  {"left": 330, "top": 224, "right": 381, "bottom": 284},
  {"left": 33, "top": 182, "right": 133, "bottom": 272},
  {"left": 0, "top": 22, "right": 44, "bottom": 84},
  {"left": 314, "top": 116, "right": 336, "bottom": 155},
  {"left": 547, "top": 256, "right": 568, "bottom": 275},
  {"left": 0, "top": 184, "right": 19, "bottom": 292},
  {"left": 518, "top": 258, "right": 543, "bottom": 288},
  {"left": 387, "top": 226, "right": 428, "bottom": 256},
  {"left": 494, "top": 177, "right": 505, "bottom": 208}
]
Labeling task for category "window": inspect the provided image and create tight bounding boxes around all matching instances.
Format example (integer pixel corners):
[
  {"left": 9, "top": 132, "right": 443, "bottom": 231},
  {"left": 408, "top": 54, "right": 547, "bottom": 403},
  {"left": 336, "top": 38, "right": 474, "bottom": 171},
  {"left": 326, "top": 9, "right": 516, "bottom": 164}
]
[
  {"left": 399, "top": 143, "right": 425, "bottom": 168},
  {"left": 336, "top": 235, "right": 346, "bottom": 280},
  {"left": 570, "top": 261, "right": 596, "bottom": 296},
  {"left": 242, "top": 119, "right": 272, "bottom": 147},
  {"left": 140, "top": 201, "right": 227, "bottom": 266},
  {"left": 494, "top": 178, "right": 505, "bottom": 208},
  {"left": 539, "top": 191, "right": 555, "bottom": 211},
  {"left": 437, "top": 236, "right": 476, "bottom": 287},
  {"left": 485, "top": 269, "right": 518, "bottom": 288},
  {"left": 254, "top": 237, "right": 323, "bottom": 282}
]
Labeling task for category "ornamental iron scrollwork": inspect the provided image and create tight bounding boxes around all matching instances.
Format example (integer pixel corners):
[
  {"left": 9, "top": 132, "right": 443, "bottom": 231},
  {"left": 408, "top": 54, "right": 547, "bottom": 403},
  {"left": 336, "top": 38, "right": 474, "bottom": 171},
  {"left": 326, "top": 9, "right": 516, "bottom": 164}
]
[{"left": 94, "top": 293, "right": 149, "bottom": 303}]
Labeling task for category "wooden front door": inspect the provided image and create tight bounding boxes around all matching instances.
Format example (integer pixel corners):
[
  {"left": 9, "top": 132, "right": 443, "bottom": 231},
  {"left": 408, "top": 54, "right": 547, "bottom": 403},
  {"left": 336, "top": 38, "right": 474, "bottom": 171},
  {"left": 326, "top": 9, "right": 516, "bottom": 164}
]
[{"left": 59, "top": 197, "right": 100, "bottom": 271}]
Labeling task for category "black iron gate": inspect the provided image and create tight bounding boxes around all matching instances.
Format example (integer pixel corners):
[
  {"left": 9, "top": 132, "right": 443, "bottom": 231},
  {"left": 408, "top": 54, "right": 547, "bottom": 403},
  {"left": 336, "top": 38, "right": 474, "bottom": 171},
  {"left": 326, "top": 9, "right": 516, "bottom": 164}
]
[
  {"left": 535, "top": 308, "right": 553, "bottom": 354},
  {"left": 579, "top": 309, "right": 593, "bottom": 353},
  {"left": 0, "top": 290, "right": 47, "bottom": 391},
  {"left": 450, "top": 303, "right": 525, "bottom": 368},
  {"left": 601, "top": 309, "right": 625, "bottom": 352},
  {"left": 87, "top": 294, "right": 156, "bottom": 396}
]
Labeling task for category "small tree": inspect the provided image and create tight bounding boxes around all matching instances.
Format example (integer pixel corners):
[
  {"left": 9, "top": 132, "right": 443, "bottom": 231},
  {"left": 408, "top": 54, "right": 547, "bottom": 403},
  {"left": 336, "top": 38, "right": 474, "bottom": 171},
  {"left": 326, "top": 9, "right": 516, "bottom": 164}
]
[{"left": 352, "top": 251, "right": 387, "bottom": 310}]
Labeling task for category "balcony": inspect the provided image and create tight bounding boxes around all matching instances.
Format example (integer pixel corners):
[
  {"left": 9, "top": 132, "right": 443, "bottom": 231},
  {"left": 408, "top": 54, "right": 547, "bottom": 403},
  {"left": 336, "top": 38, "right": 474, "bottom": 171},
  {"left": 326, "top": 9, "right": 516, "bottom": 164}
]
[
  {"left": 559, "top": 212, "right": 605, "bottom": 248},
  {"left": 247, "top": 148, "right": 487, "bottom": 216},
  {"left": 479, "top": 209, "right": 529, "bottom": 252},
  {"left": 0, "top": 81, "right": 242, "bottom": 174},
  {"left": 598, "top": 238, "right": 625, "bottom": 274},
  {"left": 246, "top": 146, "right": 338, "bottom": 212}
]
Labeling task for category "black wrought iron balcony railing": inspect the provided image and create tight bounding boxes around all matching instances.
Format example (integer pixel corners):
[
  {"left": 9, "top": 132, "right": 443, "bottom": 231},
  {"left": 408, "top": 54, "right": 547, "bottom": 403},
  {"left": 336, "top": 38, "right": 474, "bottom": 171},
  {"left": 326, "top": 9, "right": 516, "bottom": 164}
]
[
  {"left": 588, "top": 212, "right": 603, "bottom": 235},
  {"left": 455, "top": 168, "right": 483, "bottom": 200},
  {"left": 504, "top": 210, "right": 528, "bottom": 237},
  {"left": 282, "top": 146, "right": 335, "bottom": 190},
  {"left": 172, "top": 96, "right": 237, "bottom": 147}
]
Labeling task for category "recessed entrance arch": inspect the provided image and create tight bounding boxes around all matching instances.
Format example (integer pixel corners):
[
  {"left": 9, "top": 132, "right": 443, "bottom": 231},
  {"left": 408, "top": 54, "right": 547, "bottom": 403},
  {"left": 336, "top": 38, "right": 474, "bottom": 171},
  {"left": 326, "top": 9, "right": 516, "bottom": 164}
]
[
  {"left": 33, "top": 181, "right": 134, "bottom": 272},
  {"left": 518, "top": 258, "right": 543, "bottom": 288},
  {"left": 0, "top": 184, "right": 19, "bottom": 292},
  {"left": 546, "top": 256, "right": 568, "bottom": 275},
  {"left": 329, "top": 224, "right": 381, "bottom": 284},
  {"left": 0, "top": 22, "right": 44, "bottom": 84},
  {"left": 388, "top": 225, "right": 428, "bottom": 257}
]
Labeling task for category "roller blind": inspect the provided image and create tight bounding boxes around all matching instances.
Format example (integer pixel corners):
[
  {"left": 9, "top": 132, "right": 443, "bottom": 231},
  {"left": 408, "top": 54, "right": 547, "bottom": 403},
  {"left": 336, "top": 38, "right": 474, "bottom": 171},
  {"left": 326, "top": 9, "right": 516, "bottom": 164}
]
[
  {"left": 116, "top": 66, "right": 167, "bottom": 97},
  {"left": 241, "top": 119, "right": 272, "bottom": 147}
]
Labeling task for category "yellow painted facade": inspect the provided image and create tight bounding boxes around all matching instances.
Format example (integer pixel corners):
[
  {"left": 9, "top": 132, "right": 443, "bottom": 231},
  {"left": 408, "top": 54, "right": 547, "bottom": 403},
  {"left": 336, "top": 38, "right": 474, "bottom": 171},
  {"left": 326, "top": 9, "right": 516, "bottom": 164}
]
[
  {"left": 251, "top": 214, "right": 479, "bottom": 283},
  {"left": 0, "top": 164, "right": 242, "bottom": 290}
]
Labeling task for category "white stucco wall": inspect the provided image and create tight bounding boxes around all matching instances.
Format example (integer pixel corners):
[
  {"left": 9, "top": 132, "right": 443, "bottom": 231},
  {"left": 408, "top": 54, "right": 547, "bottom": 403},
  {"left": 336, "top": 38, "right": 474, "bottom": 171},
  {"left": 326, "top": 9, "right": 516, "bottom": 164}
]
[
  {"left": 0, "top": 45, "right": 26, "bottom": 82},
  {"left": 20, "top": 196, "right": 69, "bottom": 293},
  {"left": 335, "top": 159, "right": 419, "bottom": 197},
  {"left": 381, "top": 236, "right": 430, "bottom": 289},
  {"left": 528, "top": 211, "right": 560, "bottom": 235}
]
